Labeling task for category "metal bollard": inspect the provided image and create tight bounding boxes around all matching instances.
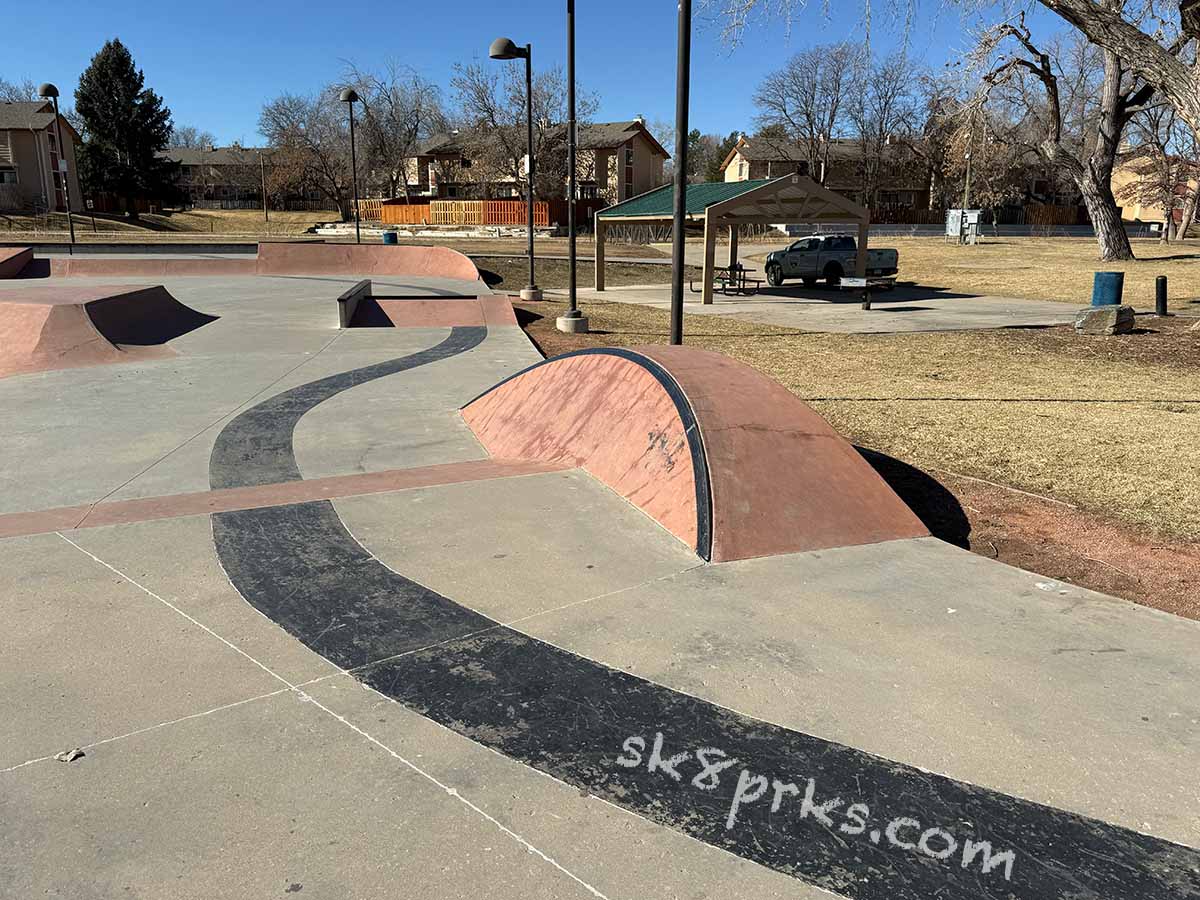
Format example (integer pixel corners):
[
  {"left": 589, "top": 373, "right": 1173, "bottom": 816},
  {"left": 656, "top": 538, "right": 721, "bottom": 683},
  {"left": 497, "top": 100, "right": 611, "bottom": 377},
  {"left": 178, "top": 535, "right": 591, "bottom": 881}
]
[{"left": 1155, "top": 275, "right": 1168, "bottom": 316}]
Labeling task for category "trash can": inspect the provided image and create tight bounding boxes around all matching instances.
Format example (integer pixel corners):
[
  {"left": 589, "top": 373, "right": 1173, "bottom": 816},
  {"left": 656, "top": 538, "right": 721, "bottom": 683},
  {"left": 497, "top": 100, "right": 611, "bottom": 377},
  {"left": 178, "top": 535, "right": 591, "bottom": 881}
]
[
  {"left": 1091, "top": 271, "right": 1124, "bottom": 306},
  {"left": 382, "top": 231, "right": 398, "bottom": 245}
]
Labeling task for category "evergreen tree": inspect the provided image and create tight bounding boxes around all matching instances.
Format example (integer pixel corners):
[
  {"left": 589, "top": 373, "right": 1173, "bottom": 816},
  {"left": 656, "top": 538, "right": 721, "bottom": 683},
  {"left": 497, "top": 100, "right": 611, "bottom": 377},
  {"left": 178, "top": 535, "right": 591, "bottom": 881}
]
[{"left": 74, "top": 39, "right": 177, "bottom": 217}]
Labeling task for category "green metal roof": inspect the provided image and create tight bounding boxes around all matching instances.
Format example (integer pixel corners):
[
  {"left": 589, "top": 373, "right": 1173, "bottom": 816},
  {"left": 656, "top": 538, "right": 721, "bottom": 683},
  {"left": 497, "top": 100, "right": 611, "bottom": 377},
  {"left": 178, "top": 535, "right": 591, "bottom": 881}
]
[{"left": 597, "top": 179, "right": 773, "bottom": 219}]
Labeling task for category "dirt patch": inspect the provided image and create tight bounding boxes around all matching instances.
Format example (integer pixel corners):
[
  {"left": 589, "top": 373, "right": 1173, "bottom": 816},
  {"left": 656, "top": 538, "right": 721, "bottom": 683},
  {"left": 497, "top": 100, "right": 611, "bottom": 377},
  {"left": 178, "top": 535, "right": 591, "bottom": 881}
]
[{"left": 511, "top": 296, "right": 1200, "bottom": 621}]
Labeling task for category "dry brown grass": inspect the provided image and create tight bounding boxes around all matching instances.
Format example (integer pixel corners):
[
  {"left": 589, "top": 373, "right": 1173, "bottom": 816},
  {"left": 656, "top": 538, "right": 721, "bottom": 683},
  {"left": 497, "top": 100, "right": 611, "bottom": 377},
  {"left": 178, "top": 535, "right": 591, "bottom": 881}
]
[
  {"left": 523, "top": 297, "right": 1200, "bottom": 540},
  {"left": 747, "top": 236, "right": 1200, "bottom": 311},
  {"left": 0, "top": 208, "right": 327, "bottom": 238}
]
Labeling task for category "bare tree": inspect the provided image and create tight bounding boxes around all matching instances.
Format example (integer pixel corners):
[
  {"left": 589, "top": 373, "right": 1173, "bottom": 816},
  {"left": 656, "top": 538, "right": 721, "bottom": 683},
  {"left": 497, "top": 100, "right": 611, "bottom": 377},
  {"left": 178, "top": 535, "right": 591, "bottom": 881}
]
[
  {"left": 169, "top": 124, "right": 217, "bottom": 149},
  {"left": 710, "top": 0, "right": 1200, "bottom": 150},
  {"left": 753, "top": 43, "right": 861, "bottom": 181},
  {"left": 342, "top": 62, "right": 446, "bottom": 200},
  {"left": 1117, "top": 103, "right": 1199, "bottom": 239},
  {"left": 846, "top": 52, "right": 923, "bottom": 209},
  {"left": 259, "top": 91, "right": 353, "bottom": 219},
  {"left": 450, "top": 61, "right": 597, "bottom": 199},
  {"left": 0, "top": 77, "right": 37, "bottom": 102},
  {"left": 973, "top": 15, "right": 1153, "bottom": 259}
]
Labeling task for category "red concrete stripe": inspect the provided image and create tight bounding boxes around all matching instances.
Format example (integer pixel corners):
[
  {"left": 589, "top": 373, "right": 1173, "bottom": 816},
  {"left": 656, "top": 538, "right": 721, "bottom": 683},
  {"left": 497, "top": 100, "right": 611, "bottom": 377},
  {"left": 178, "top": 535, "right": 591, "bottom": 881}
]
[{"left": 0, "top": 458, "right": 569, "bottom": 540}]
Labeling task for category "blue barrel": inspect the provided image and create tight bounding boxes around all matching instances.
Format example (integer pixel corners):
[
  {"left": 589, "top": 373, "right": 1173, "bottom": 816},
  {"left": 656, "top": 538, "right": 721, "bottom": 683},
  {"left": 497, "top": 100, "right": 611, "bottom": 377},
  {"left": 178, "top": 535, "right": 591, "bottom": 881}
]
[
  {"left": 1091, "top": 271, "right": 1124, "bottom": 306},
  {"left": 382, "top": 231, "right": 398, "bottom": 245}
]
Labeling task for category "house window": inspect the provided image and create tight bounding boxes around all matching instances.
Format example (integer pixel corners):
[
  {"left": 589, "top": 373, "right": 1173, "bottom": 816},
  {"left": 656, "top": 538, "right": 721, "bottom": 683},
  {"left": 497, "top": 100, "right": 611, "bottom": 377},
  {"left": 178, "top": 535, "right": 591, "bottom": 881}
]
[
  {"left": 0, "top": 168, "right": 17, "bottom": 185},
  {"left": 624, "top": 145, "right": 634, "bottom": 195},
  {"left": 579, "top": 183, "right": 598, "bottom": 200},
  {"left": 624, "top": 183, "right": 633, "bottom": 199}
]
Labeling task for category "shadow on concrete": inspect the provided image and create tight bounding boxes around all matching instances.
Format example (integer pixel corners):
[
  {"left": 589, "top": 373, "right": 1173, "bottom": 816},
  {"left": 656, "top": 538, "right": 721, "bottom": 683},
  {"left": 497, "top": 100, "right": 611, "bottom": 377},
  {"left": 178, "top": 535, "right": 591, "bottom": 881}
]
[
  {"left": 89, "top": 286, "right": 220, "bottom": 346},
  {"left": 856, "top": 446, "right": 970, "bottom": 549},
  {"left": 478, "top": 267, "right": 504, "bottom": 288},
  {"left": 751, "top": 282, "right": 978, "bottom": 303},
  {"left": 347, "top": 297, "right": 395, "bottom": 327},
  {"left": 15, "top": 258, "right": 50, "bottom": 278}
]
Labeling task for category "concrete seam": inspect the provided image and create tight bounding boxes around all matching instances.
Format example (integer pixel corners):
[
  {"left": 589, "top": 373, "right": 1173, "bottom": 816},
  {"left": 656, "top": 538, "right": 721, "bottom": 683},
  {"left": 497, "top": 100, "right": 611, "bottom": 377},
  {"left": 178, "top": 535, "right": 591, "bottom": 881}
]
[
  {"left": 0, "top": 687, "right": 291, "bottom": 774},
  {"left": 54, "top": 532, "right": 610, "bottom": 896}
]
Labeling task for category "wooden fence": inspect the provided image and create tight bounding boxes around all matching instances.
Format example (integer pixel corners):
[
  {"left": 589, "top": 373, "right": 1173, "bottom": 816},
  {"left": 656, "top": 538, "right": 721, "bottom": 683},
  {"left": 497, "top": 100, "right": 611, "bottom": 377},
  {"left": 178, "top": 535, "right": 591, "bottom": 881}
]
[
  {"left": 378, "top": 198, "right": 607, "bottom": 228},
  {"left": 354, "top": 198, "right": 384, "bottom": 221},
  {"left": 382, "top": 204, "right": 433, "bottom": 225}
]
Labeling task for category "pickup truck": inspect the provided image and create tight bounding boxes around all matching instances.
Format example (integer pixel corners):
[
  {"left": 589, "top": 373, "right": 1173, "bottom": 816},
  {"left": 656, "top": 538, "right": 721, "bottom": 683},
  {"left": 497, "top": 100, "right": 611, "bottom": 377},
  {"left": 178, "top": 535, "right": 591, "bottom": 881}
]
[{"left": 764, "top": 233, "right": 899, "bottom": 287}]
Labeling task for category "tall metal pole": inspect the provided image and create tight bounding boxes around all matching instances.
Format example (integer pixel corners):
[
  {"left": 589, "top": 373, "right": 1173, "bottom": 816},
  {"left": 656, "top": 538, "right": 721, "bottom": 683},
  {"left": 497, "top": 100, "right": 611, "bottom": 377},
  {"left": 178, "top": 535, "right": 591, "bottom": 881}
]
[
  {"left": 669, "top": 0, "right": 692, "bottom": 345},
  {"left": 556, "top": 0, "right": 587, "bottom": 331},
  {"left": 50, "top": 95, "right": 75, "bottom": 254},
  {"left": 348, "top": 102, "right": 361, "bottom": 244},
  {"left": 567, "top": 0, "right": 577, "bottom": 315},
  {"left": 525, "top": 46, "right": 537, "bottom": 294}
]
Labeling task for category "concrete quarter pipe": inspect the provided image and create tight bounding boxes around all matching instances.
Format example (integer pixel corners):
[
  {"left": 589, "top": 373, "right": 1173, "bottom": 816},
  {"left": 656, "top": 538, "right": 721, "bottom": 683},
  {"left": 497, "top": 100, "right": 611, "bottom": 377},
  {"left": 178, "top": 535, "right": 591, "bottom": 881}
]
[{"left": 0, "top": 284, "right": 217, "bottom": 377}]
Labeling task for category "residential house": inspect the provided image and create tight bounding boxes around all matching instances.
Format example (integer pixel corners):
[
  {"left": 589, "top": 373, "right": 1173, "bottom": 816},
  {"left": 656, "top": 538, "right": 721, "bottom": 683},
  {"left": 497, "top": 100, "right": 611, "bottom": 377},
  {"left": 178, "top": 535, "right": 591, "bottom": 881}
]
[
  {"left": 0, "top": 100, "right": 83, "bottom": 213},
  {"left": 158, "top": 145, "right": 267, "bottom": 207},
  {"left": 408, "top": 119, "right": 669, "bottom": 203},
  {"left": 719, "top": 134, "right": 930, "bottom": 211}
]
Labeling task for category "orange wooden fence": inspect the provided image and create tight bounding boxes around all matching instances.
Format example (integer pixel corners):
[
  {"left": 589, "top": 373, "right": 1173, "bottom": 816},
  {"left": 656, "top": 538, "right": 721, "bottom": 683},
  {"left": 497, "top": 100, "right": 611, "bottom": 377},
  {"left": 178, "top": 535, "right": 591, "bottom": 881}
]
[
  {"left": 378, "top": 198, "right": 603, "bottom": 228},
  {"left": 354, "top": 198, "right": 383, "bottom": 221},
  {"left": 381, "top": 203, "right": 432, "bottom": 225}
]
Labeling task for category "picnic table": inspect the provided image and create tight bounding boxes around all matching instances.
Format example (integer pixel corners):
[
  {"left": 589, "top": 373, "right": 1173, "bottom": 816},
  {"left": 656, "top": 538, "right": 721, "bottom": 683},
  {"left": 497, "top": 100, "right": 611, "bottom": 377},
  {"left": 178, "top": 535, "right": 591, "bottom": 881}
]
[{"left": 689, "top": 264, "right": 763, "bottom": 297}]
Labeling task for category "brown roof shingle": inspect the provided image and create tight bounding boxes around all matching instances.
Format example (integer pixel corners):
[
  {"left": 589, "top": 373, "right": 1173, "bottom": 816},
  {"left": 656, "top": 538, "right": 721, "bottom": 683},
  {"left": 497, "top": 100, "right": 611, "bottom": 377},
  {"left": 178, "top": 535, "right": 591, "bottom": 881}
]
[{"left": 0, "top": 101, "right": 56, "bottom": 131}]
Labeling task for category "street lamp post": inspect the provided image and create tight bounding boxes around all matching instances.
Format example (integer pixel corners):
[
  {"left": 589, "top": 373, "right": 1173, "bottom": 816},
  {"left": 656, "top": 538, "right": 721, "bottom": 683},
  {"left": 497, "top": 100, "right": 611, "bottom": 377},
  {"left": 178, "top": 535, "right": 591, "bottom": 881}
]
[
  {"left": 555, "top": 0, "right": 588, "bottom": 333},
  {"left": 489, "top": 37, "right": 542, "bottom": 301},
  {"left": 339, "top": 88, "right": 361, "bottom": 244},
  {"left": 37, "top": 83, "right": 75, "bottom": 254}
]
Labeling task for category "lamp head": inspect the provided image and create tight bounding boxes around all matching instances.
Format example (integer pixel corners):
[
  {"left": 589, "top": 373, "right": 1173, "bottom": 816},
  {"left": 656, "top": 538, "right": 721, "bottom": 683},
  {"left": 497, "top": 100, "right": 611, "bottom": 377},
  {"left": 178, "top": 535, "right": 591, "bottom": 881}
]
[
  {"left": 338, "top": 88, "right": 360, "bottom": 104},
  {"left": 489, "top": 38, "right": 527, "bottom": 60},
  {"left": 37, "top": 83, "right": 59, "bottom": 100}
]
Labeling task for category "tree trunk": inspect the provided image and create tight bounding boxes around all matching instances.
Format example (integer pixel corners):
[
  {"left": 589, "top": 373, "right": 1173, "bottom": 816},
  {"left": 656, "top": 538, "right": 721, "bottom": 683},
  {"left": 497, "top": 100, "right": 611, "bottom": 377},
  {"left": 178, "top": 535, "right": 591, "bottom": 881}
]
[
  {"left": 1079, "top": 175, "right": 1133, "bottom": 260},
  {"left": 1178, "top": 191, "right": 1198, "bottom": 239}
]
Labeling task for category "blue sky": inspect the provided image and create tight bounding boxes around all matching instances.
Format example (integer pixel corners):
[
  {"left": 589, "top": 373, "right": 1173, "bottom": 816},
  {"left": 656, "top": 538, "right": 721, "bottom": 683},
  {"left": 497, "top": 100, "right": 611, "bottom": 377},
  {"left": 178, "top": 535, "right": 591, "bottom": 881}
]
[{"left": 4, "top": 0, "right": 1062, "bottom": 146}]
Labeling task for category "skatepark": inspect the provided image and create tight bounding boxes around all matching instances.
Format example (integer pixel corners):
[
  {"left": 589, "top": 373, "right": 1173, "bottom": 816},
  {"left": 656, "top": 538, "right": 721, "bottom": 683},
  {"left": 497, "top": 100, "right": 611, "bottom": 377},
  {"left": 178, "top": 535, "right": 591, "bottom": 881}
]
[{"left": 1, "top": 242, "right": 1197, "bottom": 899}]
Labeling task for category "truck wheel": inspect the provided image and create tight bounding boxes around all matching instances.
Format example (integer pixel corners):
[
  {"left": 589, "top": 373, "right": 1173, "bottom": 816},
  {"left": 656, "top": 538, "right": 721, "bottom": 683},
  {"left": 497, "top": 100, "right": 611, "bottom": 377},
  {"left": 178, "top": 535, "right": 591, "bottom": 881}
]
[
  {"left": 766, "top": 264, "right": 783, "bottom": 286},
  {"left": 823, "top": 263, "right": 843, "bottom": 287}
]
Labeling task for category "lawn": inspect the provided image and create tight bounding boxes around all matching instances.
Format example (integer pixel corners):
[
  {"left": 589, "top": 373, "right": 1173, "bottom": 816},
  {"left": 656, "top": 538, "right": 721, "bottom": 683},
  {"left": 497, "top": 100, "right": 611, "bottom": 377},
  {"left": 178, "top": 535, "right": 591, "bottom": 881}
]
[
  {"left": 749, "top": 236, "right": 1200, "bottom": 311},
  {"left": 515, "top": 296, "right": 1200, "bottom": 542}
]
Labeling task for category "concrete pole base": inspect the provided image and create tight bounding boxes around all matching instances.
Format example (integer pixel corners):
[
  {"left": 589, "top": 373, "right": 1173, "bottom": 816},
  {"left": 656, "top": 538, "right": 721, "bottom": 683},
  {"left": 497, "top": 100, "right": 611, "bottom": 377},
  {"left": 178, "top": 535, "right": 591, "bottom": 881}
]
[
  {"left": 556, "top": 314, "right": 590, "bottom": 333},
  {"left": 519, "top": 286, "right": 544, "bottom": 302}
]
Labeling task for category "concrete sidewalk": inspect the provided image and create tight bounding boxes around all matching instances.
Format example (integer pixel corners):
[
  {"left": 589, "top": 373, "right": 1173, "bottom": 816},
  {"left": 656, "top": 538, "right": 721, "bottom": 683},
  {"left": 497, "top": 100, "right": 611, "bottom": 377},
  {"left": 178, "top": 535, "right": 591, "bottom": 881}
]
[
  {"left": 550, "top": 282, "right": 1077, "bottom": 333},
  {"left": 1, "top": 272, "right": 1196, "bottom": 899}
]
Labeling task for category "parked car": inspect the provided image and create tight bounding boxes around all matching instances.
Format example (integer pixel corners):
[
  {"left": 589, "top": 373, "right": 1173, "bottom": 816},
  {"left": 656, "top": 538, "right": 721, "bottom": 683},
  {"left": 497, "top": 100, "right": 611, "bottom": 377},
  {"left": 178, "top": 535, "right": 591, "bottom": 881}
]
[{"left": 764, "top": 233, "right": 899, "bottom": 287}]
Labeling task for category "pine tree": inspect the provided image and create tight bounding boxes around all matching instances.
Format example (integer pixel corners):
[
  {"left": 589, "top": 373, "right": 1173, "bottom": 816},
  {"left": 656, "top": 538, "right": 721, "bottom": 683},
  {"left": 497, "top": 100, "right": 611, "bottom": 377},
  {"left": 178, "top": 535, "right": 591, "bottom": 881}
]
[{"left": 74, "top": 39, "right": 178, "bottom": 218}]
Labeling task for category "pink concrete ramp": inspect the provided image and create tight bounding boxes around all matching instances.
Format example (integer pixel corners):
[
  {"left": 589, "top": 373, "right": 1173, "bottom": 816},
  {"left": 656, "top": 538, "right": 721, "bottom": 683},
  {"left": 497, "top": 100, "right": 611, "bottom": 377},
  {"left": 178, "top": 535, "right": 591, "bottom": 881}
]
[
  {"left": 255, "top": 243, "right": 479, "bottom": 281},
  {"left": 0, "top": 284, "right": 217, "bottom": 378},
  {"left": 12, "top": 243, "right": 480, "bottom": 281},
  {"left": 50, "top": 257, "right": 256, "bottom": 278},
  {"left": 461, "top": 346, "right": 928, "bottom": 562}
]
